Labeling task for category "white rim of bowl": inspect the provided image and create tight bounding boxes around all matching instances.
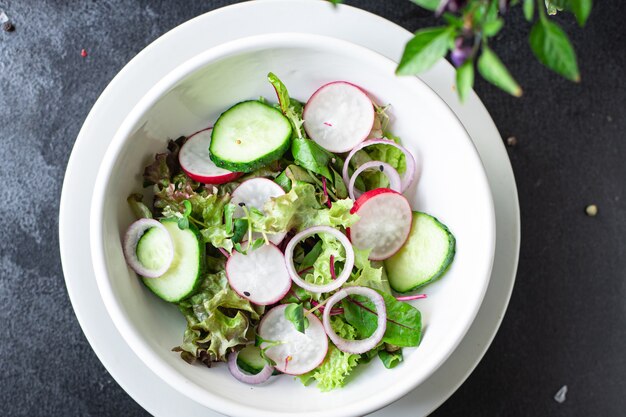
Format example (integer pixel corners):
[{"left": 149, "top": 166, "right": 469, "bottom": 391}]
[{"left": 90, "top": 32, "right": 496, "bottom": 417}]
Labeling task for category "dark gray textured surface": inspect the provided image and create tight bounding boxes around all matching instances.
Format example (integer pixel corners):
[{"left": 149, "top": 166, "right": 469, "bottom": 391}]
[{"left": 0, "top": 0, "right": 624, "bottom": 416}]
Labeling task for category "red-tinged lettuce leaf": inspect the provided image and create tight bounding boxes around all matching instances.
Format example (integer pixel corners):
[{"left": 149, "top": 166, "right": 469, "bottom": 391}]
[
  {"left": 143, "top": 136, "right": 187, "bottom": 187},
  {"left": 343, "top": 290, "right": 422, "bottom": 347}
]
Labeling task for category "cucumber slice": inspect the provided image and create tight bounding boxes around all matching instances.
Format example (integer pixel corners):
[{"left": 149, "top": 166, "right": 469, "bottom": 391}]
[
  {"left": 236, "top": 346, "right": 267, "bottom": 375},
  {"left": 142, "top": 219, "right": 204, "bottom": 302},
  {"left": 384, "top": 212, "right": 455, "bottom": 293},
  {"left": 210, "top": 101, "right": 292, "bottom": 172},
  {"left": 136, "top": 227, "right": 172, "bottom": 272}
]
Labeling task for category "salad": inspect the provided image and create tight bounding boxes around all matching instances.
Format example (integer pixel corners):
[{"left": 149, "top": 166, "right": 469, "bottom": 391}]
[{"left": 122, "top": 73, "right": 456, "bottom": 390}]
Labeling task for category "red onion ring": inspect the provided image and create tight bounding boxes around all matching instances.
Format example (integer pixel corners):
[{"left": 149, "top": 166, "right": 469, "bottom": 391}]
[
  {"left": 342, "top": 138, "right": 417, "bottom": 193},
  {"left": 227, "top": 350, "right": 274, "bottom": 385},
  {"left": 348, "top": 161, "right": 402, "bottom": 200},
  {"left": 323, "top": 286, "right": 387, "bottom": 354},
  {"left": 285, "top": 226, "right": 354, "bottom": 293},
  {"left": 123, "top": 219, "right": 173, "bottom": 278}
]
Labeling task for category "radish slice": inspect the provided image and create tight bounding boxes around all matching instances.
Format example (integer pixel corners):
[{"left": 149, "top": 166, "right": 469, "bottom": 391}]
[
  {"left": 227, "top": 350, "right": 274, "bottom": 385},
  {"left": 323, "top": 286, "right": 386, "bottom": 354},
  {"left": 226, "top": 243, "right": 291, "bottom": 306},
  {"left": 285, "top": 226, "right": 355, "bottom": 293},
  {"left": 179, "top": 127, "right": 243, "bottom": 184},
  {"left": 342, "top": 139, "right": 417, "bottom": 193},
  {"left": 258, "top": 304, "right": 328, "bottom": 375},
  {"left": 231, "top": 178, "right": 287, "bottom": 245},
  {"left": 348, "top": 188, "right": 413, "bottom": 261},
  {"left": 348, "top": 161, "right": 402, "bottom": 200},
  {"left": 123, "top": 219, "right": 173, "bottom": 278},
  {"left": 303, "top": 82, "right": 375, "bottom": 153}
]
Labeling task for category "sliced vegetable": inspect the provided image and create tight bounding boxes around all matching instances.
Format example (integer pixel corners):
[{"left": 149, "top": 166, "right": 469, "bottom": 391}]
[
  {"left": 342, "top": 139, "right": 417, "bottom": 193},
  {"left": 348, "top": 161, "right": 402, "bottom": 200},
  {"left": 227, "top": 350, "right": 274, "bottom": 385},
  {"left": 285, "top": 226, "right": 355, "bottom": 293},
  {"left": 230, "top": 177, "right": 287, "bottom": 245},
  {"left": 258, "top": 304, "right": 328, "bottom": 375},
  {"left": 303, "top": 82, "right": 375, "bottom": 153},
  {"left": 322, "top": 287, "right": 386, "bottom": 354},
  {"left": 385, "top": 212, "right": 456, "bottom": 293},
  {"left": 142, "top": 219, "right": 204, "bottom": 302},
  {"left": 210, "top": 101, "right": 292, "bottom": 172},
  {"left": 226, "top": 243, "right": 291, "bottom": 305},
  {"left": 236, "top": 345, "right": 269, "bottom": 374},
  {"left": 179, "top": 127, "right": 243, "bottom": 184},
  {"left": 123, "top": 219, "right": 173, "bottom": 278},
  {"left": 348, "top": 188, "right": 413, "bottom": 260}
]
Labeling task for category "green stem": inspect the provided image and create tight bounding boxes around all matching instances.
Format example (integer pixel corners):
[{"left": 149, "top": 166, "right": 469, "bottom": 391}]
[{"left": 536, "top": 0, "right": 547, "bottom": 21}]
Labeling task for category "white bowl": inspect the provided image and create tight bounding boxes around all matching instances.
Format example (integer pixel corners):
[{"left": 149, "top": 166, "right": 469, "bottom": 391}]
[{"left": 91, "top": 33, "right": 495, "bottom": 417}]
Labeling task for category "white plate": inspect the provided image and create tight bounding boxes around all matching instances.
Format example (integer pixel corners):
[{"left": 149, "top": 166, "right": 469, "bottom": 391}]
[{"left": 59, "top": 1, "right": 519, "bottom": 416}]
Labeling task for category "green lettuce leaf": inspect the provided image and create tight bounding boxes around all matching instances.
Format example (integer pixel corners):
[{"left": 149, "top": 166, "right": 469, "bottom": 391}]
[
  {"left": 343, "top": 290, "right": 422, "bottom": 347},
  {"left": 378, "top": 349, "right": 403, "bottom": 369},
  {"left": 253, "top": 182, "right": 358, "bottom": 234},
  {"left": 174, "top": 271, "right": 261, "bottom": 365},
  {"left": 302, "top": 232, "right": 346, "bottom": 287},
  {"left": 298, "top": 317, "right": 360, "bottom": 391}
]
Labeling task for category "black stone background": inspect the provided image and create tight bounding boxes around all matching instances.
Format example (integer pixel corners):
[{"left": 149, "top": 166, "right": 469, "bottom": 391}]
[{"left": 0, "top": 0, "right": 624, "bottom": 416}]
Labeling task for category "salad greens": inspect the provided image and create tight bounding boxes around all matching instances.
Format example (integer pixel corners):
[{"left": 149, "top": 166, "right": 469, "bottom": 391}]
[{"left": 127, "top": 73, "right": 432, "bottom": 390}]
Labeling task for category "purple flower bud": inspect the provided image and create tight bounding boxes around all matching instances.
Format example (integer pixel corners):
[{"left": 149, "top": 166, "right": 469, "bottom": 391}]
[
  {"left": 499, "top": 0, "right": 511, "bottom": 13},
  {"left": 436, "top": 0, "right": 468, "bottom": 15},
  {"left": 450, "top": 36, "right": 473, "bottom": 67}
]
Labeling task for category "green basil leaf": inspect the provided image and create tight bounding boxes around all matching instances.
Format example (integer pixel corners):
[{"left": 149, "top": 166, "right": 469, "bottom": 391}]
[
  {"left": 456, "top": 60, "right": 474, "bottom": 103},
  {"left": 483, "top": 18, "right": 504, "bottom": 37},
  {"left": 570, "top": 0, "right": 592, "bottom": 26},
  {"left": 292, "top": 138, "right": 333, "bottom": 180},
  {"left": 284, "top": 303, "right": 309, "bottom": 333},
  {"left": 523, "top": 0, "right": 535, "bottom": 21},
  {"left": 378, "top": 349, "right": 403, "bottom": 369},
  {"left": 530, "top": 19, "right": 580, "bottom": 82},
  {"left": 396, "top": 27, "right": 454, "bottom": 76},
  {"left": 409, "top": 0, "right": 440, "bottom": 11},
  {"left": 477, "top": 46, "right": 523, "bottom": 97},
  {"left": 343, "top": 291, "right": 422, "bottom": 347}
]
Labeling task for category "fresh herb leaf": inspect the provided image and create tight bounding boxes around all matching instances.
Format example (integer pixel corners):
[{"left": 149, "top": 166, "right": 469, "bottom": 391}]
[
  {"left": 477, "top": 46, "right": 523, "bottom": 97},
  {"left": 570, "top": 0, "right": 592, "bottom": 27},
  {"left": 378, "top": 349, "right": 403, "bottom": 369},
  {"left": 524, "top": 0, "right": 535, "bottom": 21},
  {"left": 483, "top": 18, "right": 504, "bottom": 37},
  {"left": 530, "top": 18, "right": 580, "bottom": 82},
  {"left": 456, "top": 59, "right": 475, "bottom": 103},
  {"left": 396, "top": 27, "right": 454, "bottom": 75},
  {"left": 343, "top": 291, "right": 422, "bottom": 347},
  {"left": 291, "top": 138, "right": 333, "bottom": 180},
  {"left": 284, "top": 303, "right": 309, "bottom": 333},
  {"left": 249, "top": 237, "right": 265, "bottom": 252},
  {"left": 408, "top": 0, "right": 440, "bottom": 11},
  {"left": 267, "top": 72, "right": 290, "bottom": 114}
]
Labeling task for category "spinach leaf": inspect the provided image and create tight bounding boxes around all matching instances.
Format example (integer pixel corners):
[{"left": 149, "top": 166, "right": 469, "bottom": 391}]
[
  {"left": 292, "top": 137, "right": 333, "bottom": 180},
  {"left": 343, "top": 291, "right": 422, "bottom": 347}
]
